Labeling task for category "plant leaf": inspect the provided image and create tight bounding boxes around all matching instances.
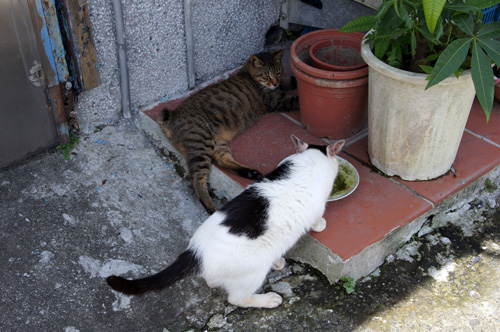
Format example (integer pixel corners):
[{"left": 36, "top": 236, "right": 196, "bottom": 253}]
[
  {"left": 387, "top": 43, "right": 402, "bottom": 65},
  {"left": 345, "top": 287, "right": 355, "bottom": 294},
  {"left": 424, "top": 53, "right": 439, "bottom": 62},
  {"left": 416, "top": 25, "right": 436, "bottom": 43},
  {"left": 426, "top": 38, "right": 471, "bottom": 89},
  {"left": 338, "top": 15, "right": 375, "bottom": 32},
  {"left": 377, "top": 7, "right": 405, "bottom": 33},
  {"left": 399, "top": 2, "right": 412, "bottom": 28},
  {"left": 423, "top": 0, "right": 446, "bottom": 34},
  {"left": 434, "top": 17, "right": 444, "bottom": 41},
  {"left": 478, "top": 21, "right": 500, "bottom": 39},
  {"left": 445, "top": 3, "right": 481, "bottom": 13},
  {"left": 478, "top": 39, "right": 500, "bottom": 66},
  {"left": 374, "top": 37, "right": 391, "bottom": 60},
  {"left": 374, "top": 0, "right": 395, "bottom": 21},
  {"left": 454, "top": 13, "right": 475, "bottom": 36},
  {"left": 419, "top": 65, "right": 434, "bottom": 74},
  {"left": 471, "top": 40, "right": 494, "bottom": 122},
  {"left": 411, "top": 30, "right": 417, "bottom": 57},
  {"left": 393, "top": 0, "right": 400, "bottom": 17},
  {"left": 466, "top": 0, "right": 500, "bottom": 10}
]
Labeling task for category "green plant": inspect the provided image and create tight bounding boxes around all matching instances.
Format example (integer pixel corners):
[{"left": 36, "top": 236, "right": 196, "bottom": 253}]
[
  {"left": 339, "top": 0, "right": 500, "bottom": 121},
  {"left": 56, "top": 132, "right": 79, "bottom": 161},
  {"left": 484, "top": 178, "right": 498, "bottom": 192},
  {"left": 338, "top": 276, "right": 356, "bottom": 294}
]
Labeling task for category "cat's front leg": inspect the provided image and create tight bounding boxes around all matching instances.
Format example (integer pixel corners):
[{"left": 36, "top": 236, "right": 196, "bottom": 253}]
[
  {"left": 311, "top": 217, "right": 327, "bottom": 232},
  {"left": 272, "top": 257, "right": 286, "bottom": 271},
  {"left": 213, "top": 141, "right": 263, "bottom": 181}
]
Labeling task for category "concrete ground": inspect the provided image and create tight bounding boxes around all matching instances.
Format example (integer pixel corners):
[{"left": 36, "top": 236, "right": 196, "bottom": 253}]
[{"left": 1, "top": 120, "right": 499, "bottom": 332}]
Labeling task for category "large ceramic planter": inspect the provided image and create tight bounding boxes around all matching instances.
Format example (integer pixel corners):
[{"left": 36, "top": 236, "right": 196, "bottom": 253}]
[
  {"left": 290, "top": 29, "right": 368, "bottom": 139},
  {"left": 361, "top": 40, "right": 476, "bottom": 180}
]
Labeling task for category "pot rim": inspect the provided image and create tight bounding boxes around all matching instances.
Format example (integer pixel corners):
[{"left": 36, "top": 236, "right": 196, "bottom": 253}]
[
  {"left": 360, "top": 39, "right": 472, "bottom": 86},
  {"left": 309, "top": 39, "right": 367, "bottom": 71},
  {"left": 290, "top": 29, "right": 368, "bottom": 80},
  {"left": 291, "top": 60, "right": 368, "bottom": 88}
]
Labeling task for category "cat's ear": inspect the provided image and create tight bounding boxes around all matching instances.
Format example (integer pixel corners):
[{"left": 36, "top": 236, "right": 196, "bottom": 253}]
[
  {"left": 273, "top": 50, "right": 285, "bottom": 62},
  {"left": 291, "top": 134, "right": 308, "bottom": 153},
  {"left": 327, "top": 140, "right": 345, "bottom": 157},
  {"left": 250, "top": 55, "right": 265, "bottom": 67}
]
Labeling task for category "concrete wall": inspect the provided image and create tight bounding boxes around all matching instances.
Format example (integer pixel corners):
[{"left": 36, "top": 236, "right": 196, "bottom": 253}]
[
  {"left": 74, "top": 0, "right": 369, "bottom": 134},
  {"left": 191, "top": 0, "right": 281, "bottom": 82},
  {"left": 75, "top": 0, "right": 281, "bottom": 133},
  {"left": 75, "top": 0, "right": 123, "bottom": 134}
]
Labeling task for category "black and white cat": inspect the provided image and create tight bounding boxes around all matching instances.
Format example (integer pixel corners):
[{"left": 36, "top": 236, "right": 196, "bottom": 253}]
[{"left": 106, "top": 135, "right": 344, "bottom": 308}]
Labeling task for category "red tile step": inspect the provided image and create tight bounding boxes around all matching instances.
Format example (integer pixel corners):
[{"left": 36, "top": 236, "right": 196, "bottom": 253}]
[{"left": 142, "top": 94, "right": 500, "bottom": 282}]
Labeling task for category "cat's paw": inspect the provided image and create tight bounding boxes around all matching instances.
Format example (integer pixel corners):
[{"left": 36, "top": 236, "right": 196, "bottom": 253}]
[
  {"left": 246, "top": 169, "right": 263, "bottom": 180},
  {"left": 272, "top": 257, "right": 286, "bottom": 271},
  {"left": 206, "top": 281, "right": 217, "bottom": 288},
  {"left": 262, "top": 292, "right": 283, "bottom": 308},
  {"left": 311, "top": 217, "right": 327, "bottom": 232}
]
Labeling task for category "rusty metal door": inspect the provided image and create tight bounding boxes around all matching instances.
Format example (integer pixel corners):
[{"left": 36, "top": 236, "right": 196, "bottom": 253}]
[
  {"left": 0, "top": 0, "right": 99, "bottom": 168},
  {"left": 0, "top": 1, "right": 60, "bottom": 168}
]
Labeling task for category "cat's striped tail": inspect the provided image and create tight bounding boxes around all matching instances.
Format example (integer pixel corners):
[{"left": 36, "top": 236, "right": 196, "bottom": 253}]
[
  {"left": 106, "top": 249, "right": 200, "bottom": 295},
  {"left": 157, "top": 108, "right": 171, "bottom": 125}
]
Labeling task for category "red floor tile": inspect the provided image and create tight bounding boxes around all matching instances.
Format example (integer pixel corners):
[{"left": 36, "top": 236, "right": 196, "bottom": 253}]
[
  {"left": 343, "top": 135, "right": 370, "bottom": 163},
  {"left": 395, "top": 131, "right": 500, "bottom": 204},
  {"left": 144, "top": 97, "right": 188, "bottom": 122},
  {"left": 142, "top": 71, "right": 500, "bottom": 264},
  {"left": 221, "top": 112, "right": 326, "bottom": 185},
  {"left": 312, "top": 154, "right": 432, "bottom": 260},
  {"left": 466, "top": 98, "right": 500, "bottom": 145},
  {"left": 342, "top": 131, "right": 500, "bottom": 205}
]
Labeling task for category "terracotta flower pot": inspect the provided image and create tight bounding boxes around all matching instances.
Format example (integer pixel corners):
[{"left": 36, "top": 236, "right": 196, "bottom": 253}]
[
  {"left": 309, "top": 39, "right": 366, "bottom": 71},
  {"left": 290, "top": 29, "right": 368, "bottom": 139}
]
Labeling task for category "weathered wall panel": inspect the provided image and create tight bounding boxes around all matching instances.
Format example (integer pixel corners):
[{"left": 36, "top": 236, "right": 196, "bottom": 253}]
[{"left": 58, "top": 0, "right": 100, "bottom": 92}]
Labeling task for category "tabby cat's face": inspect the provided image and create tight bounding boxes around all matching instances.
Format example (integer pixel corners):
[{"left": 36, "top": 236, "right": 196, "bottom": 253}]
[{"left": 248, "top": 50, "right": 284, "bottom": 90}]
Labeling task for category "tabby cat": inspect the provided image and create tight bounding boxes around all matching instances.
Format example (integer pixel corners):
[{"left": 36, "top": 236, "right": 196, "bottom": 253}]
[
  {"left": 107, "top": 135, "right": 344, "bottom": 308},
  {"left": 158, "top": 50, "right": 299, "bottom": 213}
]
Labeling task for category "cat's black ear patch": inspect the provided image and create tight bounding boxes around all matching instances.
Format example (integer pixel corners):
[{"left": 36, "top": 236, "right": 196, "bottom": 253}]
[
  {"left": 264, "top": 160, "right": 292, "bottom": 182},
  {"left": 307, "top": 144, "right": 328, "bottom": 156},
  {"left": 220, "top": 187, "right": 269, "bottom": 239}
]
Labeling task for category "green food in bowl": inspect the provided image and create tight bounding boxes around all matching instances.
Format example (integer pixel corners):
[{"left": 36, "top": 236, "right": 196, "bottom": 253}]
[{"left": 329, "top": 157, "right": 359, "bottom": 201}]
